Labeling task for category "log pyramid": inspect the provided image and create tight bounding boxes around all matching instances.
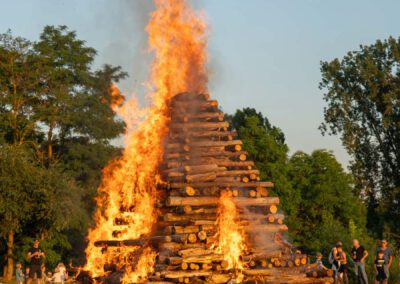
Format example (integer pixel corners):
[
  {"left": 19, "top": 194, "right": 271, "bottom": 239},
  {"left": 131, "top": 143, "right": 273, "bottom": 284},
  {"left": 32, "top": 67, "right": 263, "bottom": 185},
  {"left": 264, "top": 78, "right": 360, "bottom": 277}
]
[{"left": 145, "top": 93, "right": 332, "bottom": 283}]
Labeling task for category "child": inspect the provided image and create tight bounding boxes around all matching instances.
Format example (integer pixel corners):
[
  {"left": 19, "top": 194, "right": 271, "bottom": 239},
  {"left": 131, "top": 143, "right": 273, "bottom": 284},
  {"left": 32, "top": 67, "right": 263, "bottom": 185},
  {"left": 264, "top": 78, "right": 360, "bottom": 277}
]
[
  {"left": 56, "top": 262, "right": 67, "bottom": 283},
  {"left": 41, "top": 265, "right": 46, "bottom": 284},
  {"left": 45, "top": 272, "right": 52, "bottom": 284},
  {"left": 375, "top": 250, "right": 388, "bottom": 284},
  {"left": 315, "top": 252, "right": 329, "bottom": 271},
  {"left": 24, "top": 267, "right": 30, "bottom": 284},
  {"left": 52, "top": 267, "right": 63, "bottom": 284},
  {"left": 16, "top": 262, "right": 24, "bottom": 284}
]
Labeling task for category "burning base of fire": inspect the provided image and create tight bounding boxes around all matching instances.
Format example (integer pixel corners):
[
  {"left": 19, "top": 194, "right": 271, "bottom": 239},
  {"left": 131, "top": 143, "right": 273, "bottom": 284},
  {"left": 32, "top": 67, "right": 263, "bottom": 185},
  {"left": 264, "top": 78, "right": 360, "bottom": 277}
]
[{"left": 81, "top": 93, "right": 332, "bottom": 284}]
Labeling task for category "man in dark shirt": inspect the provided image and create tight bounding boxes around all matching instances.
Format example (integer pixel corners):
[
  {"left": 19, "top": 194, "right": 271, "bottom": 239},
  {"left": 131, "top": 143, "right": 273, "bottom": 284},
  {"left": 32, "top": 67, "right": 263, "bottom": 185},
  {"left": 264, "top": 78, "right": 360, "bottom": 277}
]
[
  {"left": 27, "top": 239, "right": 45, "bottom": 284},
  {"left": 351, "top": 239, "right": 369, "bottom": 284}
]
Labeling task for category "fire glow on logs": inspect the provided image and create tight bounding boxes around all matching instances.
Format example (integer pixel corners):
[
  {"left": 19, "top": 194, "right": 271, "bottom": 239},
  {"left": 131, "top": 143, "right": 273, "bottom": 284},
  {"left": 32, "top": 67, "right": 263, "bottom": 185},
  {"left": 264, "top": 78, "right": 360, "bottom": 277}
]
[
  {"left": 214, "top": 191, "right": 246, "bottom": 271},
  {"left": 84, "top": 0, "right": 333, "bottom": 283}
]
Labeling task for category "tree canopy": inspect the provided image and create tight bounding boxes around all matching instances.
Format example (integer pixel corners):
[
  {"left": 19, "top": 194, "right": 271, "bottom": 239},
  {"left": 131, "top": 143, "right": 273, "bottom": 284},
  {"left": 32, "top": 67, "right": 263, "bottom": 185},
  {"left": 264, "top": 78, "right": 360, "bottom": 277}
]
[
  {"left": 0, "top": 26, "right": 126, "bottom": 276},
  {"left": 320, "top": 36, "right": 400, "bottom": 241},
  {"left": 288, "top": 150, "right": 369, "bottom": 254}
]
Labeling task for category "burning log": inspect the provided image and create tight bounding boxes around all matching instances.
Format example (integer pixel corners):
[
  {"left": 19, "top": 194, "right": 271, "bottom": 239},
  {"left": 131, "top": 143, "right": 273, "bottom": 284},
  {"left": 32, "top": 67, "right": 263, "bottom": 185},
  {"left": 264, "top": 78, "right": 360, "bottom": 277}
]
[
  {"left": 171, "top": 111, "right": 224, "bottom": 122},
  {"left": 185, "top": 172, "right": 216, "bottom": 182},
  {"left": 243, "top": 269, "right": 274, "bottom": 276},
  {"left": 167, "top": 140, "right": 242, "bottom": 150},
  {"left": 162, "top": 213, "right": 216, "bottom": 222},
  {"left": 164, "top": 164, "right": 222, "bottom": 177},
  {"left": 158, "top": 242, "right": 207, "bottom": 253},
  {"left": 265, "top": 213, "right": 285, "bottom": 224},
  {"left": 184, "top": 164, "right": 219, "bottom": 173},
  {"left": 169, "top": 121, "right": 228, "bottom": 130},
  {"left": 169, "top": 130, "right": 236, "bottom": 140},
  {"left": 145, "top": 282, "right": 175, "bottom": 284},
  {"left": 166, "top": 150, "right": 247, "bottom": 161},
  {"left": 171, "top": 99, "right": 218, "bottom": 109},
  {"left": 161, "top": 270, "right": 212, "bottom": 279},
  {"left": 178, "top": 248, "right": 213, "bottom": 257},
  {"left": 166, "top": 196, "right": 279, "bottom": 207},
  {"left": 165, "top": 224, "right": 214, "bottom": 234},
  {"left": 240, "top": 250, "right": 283, "bottom": 262},
  {"left": 306, "top": 269, "right": 334, "bottom": 278},
  {"left": 197, "top": 230, "right": 207, "bottom": 240},
  {"left": 167, "top": 181, "right": 273, "bottom": 189},
  {"left": 167, "top": 159, "right": 255, "bottom": 169}
]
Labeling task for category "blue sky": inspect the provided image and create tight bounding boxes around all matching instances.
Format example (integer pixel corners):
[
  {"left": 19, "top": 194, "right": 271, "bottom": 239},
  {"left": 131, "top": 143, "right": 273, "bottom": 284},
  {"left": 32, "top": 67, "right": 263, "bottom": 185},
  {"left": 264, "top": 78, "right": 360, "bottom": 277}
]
[{"left": 2, "top": 0, "right": 399, "bottom": 167}]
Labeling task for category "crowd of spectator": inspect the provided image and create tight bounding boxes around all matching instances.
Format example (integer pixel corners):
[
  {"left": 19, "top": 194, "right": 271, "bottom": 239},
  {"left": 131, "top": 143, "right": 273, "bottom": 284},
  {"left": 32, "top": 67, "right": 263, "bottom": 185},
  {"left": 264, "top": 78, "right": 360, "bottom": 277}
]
[
  {"left": 15, "top": 240, "right": 77, "bottom": 284},
  {"left": 316, "top": 239, "right": 399, "bottom": 284}
]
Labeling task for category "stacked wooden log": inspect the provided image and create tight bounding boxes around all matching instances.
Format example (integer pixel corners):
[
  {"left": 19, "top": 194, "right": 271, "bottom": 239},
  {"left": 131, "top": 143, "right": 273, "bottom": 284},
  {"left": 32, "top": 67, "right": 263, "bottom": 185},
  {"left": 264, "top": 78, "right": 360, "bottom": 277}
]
[
  {"left": 146, "top": 93, "right": 332, "bottom": 283},
  {"left": 93, "top": 93, "right": 333, "bottom": 284}
]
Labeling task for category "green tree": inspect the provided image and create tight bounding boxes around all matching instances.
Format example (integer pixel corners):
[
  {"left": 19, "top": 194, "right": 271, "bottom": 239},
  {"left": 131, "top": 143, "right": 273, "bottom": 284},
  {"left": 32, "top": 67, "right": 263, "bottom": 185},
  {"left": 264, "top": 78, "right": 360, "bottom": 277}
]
[
  {"left": 70, "top": 64, "right": 126, "bottom": 142},
  {"left": 33, "top": 25, "right": 97, "bottom": 162},
  {"left": 57, "top": 64, "right": 126, "bottom": 219},
  {"left": 288, "top": 150, "right": 369, "bottom": 254},
  {"left": 229, "top": 108, "right": 300, "bottom": 227},
  {"left": 0, "top": 31, "right": 42, "bottom": 146},
  {"left": 320, "top": 37, "right": 400, "bottom": 240},
  {"left": 0, "top": 27, "right": 126, "bottom": 273},
  {"left": 0, "top": 145, "right": 35, "bottom": 280},
  {"left": 0, "top": 144, "right": 83, "bottom": 280}
]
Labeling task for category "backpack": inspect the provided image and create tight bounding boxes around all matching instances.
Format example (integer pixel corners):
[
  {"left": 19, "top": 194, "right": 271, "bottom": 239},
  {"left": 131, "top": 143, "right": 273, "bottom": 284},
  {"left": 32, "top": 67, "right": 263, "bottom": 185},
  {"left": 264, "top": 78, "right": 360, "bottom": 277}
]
[{"left": 328, "top": 250, "right": 335, "bottom": 264}]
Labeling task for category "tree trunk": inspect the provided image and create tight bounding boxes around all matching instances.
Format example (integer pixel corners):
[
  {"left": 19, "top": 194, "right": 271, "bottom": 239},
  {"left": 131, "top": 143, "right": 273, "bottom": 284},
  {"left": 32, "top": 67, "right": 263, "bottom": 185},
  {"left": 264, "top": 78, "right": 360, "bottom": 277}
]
[
  {"left": 4, "top": 231, "right": 14, "bottom": 282},
  {"left": 47, "top": 122, "right": 54, "bottom": 163}
]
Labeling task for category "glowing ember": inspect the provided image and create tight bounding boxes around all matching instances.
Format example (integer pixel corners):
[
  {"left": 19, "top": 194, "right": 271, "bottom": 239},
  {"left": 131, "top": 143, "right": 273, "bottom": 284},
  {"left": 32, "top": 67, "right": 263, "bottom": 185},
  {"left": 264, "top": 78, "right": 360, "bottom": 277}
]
[
  {"left": 215, "top": 191, "right": 247, "bottom": 270},
  {"left": 84, "top": 0, "right": 208, "bottom": 282}
]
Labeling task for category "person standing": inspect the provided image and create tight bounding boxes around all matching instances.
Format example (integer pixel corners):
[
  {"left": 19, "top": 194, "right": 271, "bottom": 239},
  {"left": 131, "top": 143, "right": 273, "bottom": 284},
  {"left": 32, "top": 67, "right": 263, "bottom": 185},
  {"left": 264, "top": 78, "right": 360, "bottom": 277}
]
[
  {"left": 52, "top": 267, "right": 63, "bottom": 284},
  {"left": 56, "top": 263, "right": 67, "bottom": 284},
  {"left": 40, "top": 265, "right": 46, "bottom": 284},
  {"left": 27, "top": 239, "right": 45, "bottom": 284},
  {"left": 375, "top": 240, "right": 393, "bottom": 283},
  {"left": 335, "top": 244, "right": 349, "bottom": 284},
  {"left": 15, "top": 262, "right": 24, "bottom": 284},
  {"left": 397, "top": 250, "right": 400, "bottom": 284},
  {"left": 329, "top": 242, "right": 342, "bottom": 283},
  {"left": 66, "top": 259, "right": 76, "bottom": 280},
  {"left": 374, "top": 250, "right": 388, "bottom": 284},
  {"left": 25, "top": 267, "right": 30, "bottom": 284},
  {"left": 351, "top": 239, "right": 369, "bottom": 284}
]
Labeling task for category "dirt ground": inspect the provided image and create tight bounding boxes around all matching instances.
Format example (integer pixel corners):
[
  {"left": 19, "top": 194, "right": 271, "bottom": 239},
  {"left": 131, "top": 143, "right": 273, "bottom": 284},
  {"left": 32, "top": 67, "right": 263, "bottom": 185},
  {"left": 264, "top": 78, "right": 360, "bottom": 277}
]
[{"left": 0, "top": 277, "right": 17, "bottom": 284}]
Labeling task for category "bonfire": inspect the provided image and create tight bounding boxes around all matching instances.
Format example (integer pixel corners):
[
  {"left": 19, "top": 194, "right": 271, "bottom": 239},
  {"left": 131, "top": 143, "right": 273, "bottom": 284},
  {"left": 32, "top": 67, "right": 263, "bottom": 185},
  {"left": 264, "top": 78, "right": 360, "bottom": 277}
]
[{"left": 83, "top": 1, "right": 333, "bottom": 283}]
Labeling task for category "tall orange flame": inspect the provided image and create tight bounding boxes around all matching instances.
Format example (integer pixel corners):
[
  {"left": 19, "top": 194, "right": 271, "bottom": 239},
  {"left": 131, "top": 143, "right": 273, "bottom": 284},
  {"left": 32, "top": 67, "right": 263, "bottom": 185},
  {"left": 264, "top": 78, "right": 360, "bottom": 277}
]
[
  {"left": 215, "top": 191, "right": 247, "bottom": 270},
  {"left": 121, "top": 247, "right": 157, "bottom": 284},
  {"left": 84, "top": 0, "right": 208, "bottom": 282}
]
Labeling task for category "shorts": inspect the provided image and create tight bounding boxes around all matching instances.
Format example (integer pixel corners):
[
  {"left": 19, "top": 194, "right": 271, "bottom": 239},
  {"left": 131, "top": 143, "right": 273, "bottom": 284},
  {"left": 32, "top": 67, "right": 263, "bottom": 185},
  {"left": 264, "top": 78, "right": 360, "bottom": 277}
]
[
  {"left": 338, "top": 264, "right": 348, "bottom": 274},
  {"left": 376, "top": 270, "right": 387, "bottom": 281},
  {"left": 29, "top": 265, "right": 42, "bottom": 279}
]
